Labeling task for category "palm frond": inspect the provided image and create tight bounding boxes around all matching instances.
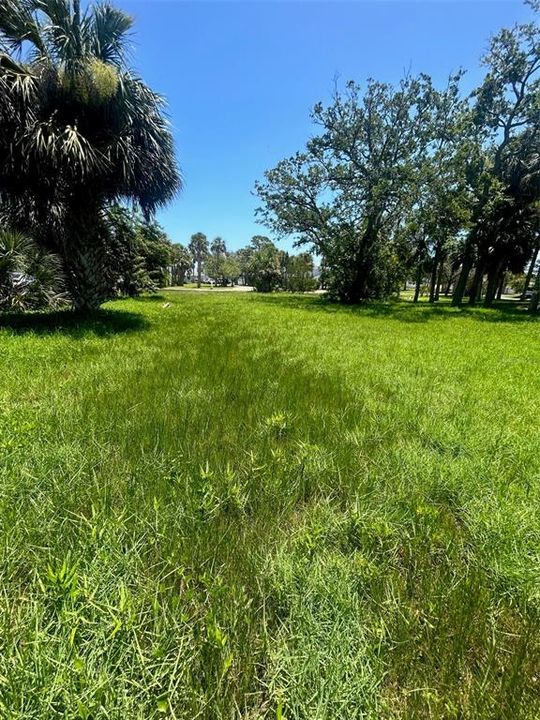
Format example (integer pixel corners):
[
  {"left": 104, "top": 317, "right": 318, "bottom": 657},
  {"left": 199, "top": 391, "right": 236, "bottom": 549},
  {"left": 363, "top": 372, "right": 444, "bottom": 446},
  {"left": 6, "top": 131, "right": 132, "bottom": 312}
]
[
  {"left": 89, "top": 2, "right": 133, "bottom": 65},
  {"left": 0, "top": 228, "right": 34, "bottom": 274},
  {"left": 0, "top": 0, "right": 45, "bottom": 55},
  {"left": 34, "top": 0, "right": 79, "bottom": 62},
  {"left": 113, "top": 73, "right": 181, "bottom": 212}
]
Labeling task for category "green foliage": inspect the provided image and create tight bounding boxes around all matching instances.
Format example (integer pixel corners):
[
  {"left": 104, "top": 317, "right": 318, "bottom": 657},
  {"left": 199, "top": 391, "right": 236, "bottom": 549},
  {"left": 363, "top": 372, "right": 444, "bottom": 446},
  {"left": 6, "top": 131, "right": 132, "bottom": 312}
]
[
  {"left": 205, "top": 254, "right": 241, "bottom": 286},
  {"left": 451, "top": 12, "right": 540, "bottom": 307},
  {"left": 138, "top": 219, "right": 174, "bottom": 288},
  {"left": 105, "top": 205, "right": 174, "bottom": 296},
  {"left": 241, "top": 236, "right": 283, "bottom": 292},
  {"left": 282, "top": 252, "right": 317, "bottom": 292},
  {"left": 0, "top": 291, "right": 539, "bottom": 717},
  {"left": 256, "top": 75, "right": 460, "bottom": 302}
]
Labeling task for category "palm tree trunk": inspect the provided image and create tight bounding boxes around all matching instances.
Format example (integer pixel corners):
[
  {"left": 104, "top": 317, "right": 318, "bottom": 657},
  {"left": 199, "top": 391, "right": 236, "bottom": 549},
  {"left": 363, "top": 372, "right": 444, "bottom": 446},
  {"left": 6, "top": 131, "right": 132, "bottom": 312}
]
[
  {"left": 522, "top": 243, "right": 539, "bottom": 300},
  {"left": 62, "top": 204, "right": 109, "bottom": 313},
  {"left": 65, "top": 243, "right": 109, "bottom": 312}
]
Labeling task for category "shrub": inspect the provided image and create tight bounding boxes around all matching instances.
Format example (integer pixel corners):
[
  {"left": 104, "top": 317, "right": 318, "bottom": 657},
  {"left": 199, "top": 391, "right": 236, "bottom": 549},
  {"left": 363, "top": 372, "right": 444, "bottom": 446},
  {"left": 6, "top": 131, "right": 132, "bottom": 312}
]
[{"left": 0, "top": 229, "right": 66, "bottom": 311}]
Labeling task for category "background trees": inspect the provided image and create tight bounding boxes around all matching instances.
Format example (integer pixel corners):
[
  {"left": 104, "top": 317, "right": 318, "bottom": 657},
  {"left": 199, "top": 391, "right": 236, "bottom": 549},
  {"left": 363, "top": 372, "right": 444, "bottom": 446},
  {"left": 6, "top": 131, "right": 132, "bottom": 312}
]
[
  {"left": 451, "top": 11, "right": 540, "bottom": 308},
  {"left": 282, "top": 252, "right": 317, "bottom": 293},
  {"left": 104, "top": 205, "right": 175, "bottom": 296},
  {"left": 170, "top": 244, "right": 193, "bottom": 286},
  {"left": 189, "top": 234, "right": 318, "bottom": 293},
  {"left": 239, "top": 236, "right": 283, "bottom": 292},
  {"left": 205, "top": 237, "right": 241, "bottom": 286},
  {"left": 0, "top": 0, "right": 179, "bottom": 311},
  {"left": 256, "top": 4, "right": 540, "bottom": 311}
]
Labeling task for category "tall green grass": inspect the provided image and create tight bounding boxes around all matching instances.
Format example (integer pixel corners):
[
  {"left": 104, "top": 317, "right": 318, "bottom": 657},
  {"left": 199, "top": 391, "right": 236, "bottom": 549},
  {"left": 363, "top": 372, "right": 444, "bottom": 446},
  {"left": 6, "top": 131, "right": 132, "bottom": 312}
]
[{"left": 0, "top": 292, "right": 538, "bottom": 718}]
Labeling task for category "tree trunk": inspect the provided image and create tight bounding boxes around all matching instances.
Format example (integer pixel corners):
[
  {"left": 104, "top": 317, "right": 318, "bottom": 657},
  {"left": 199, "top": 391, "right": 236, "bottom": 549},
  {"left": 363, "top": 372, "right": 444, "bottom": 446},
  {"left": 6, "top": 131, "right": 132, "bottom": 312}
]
[
  {"left": 348, "top": 220, "right": 379, "bottom": 302},
  {"left": 529, "top": 265, "right": 540, "bottom": 313},
  {"left": 468, "top": 260, "right": 485, "bottom": 306},
  {"left": 413, "top": 265, "right": 422, "bottom": 303},
  {"left": 172, "top": 266, "right": 186, "bottom": 286},
  {"left": 428, "top": 245, "right": 440, "bottom": 303},
  {"left": 452, "top": 233, "right": 475, "bottom": 306},
  {"left": 346, "top": 270, "right": 369, "bottom": 303},
  {"left": 484, "top": 260, "right": 504, "bottom": 307},
  {"left": 496, "top": 271, "right": 506, "bottom": 300},
  {"left": 435, "top": 259, "right": 444, "bottom": 302},
  {"left": 522, "top": 243, "right": 539, "bottom": 300},
  {"left": 452, "top": 256, "right": 473, "bottom": 306},
  {"left": 197, "top": 255, "right": 202, "bottom": 288}
]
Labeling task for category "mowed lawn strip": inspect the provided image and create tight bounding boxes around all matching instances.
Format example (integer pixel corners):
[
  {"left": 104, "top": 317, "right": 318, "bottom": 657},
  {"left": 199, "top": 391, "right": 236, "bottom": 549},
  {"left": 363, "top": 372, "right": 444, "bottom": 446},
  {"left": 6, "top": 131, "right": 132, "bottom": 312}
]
[{"left": 0, "top": 292, "right": 539, "bottom": 719}]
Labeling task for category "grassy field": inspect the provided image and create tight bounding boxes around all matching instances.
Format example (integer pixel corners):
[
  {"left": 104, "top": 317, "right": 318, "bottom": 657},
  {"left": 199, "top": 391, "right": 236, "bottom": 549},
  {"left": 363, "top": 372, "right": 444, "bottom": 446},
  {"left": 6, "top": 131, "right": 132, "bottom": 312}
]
[{"left": 0, "top": 291, "right": 539, "bottom": 719}]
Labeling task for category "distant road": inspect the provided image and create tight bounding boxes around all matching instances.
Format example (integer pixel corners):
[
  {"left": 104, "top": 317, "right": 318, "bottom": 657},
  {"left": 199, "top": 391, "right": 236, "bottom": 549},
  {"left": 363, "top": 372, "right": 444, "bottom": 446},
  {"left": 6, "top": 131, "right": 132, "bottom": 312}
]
[
  {"left": 165, "top": 286, "right": 328, "bottom": 295},
  {"left": 165, "top": 285, "right": 254, "bottom": 292}
]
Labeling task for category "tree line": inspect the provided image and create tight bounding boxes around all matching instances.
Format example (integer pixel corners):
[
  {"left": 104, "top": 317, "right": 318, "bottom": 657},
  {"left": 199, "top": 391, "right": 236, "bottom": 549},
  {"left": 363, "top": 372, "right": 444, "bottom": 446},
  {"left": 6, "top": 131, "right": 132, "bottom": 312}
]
[
  {"left": 0, "top": 203, "right": 319, "bottom": 310},
  {"left": 256, "top": 0, "right": 540, "bottom": 311},
  {"left": 1, "top": 0, "right": 538, "bottom": 313},
  {"left": 182, "top": 233, "right": 317, "bottom": 292}
]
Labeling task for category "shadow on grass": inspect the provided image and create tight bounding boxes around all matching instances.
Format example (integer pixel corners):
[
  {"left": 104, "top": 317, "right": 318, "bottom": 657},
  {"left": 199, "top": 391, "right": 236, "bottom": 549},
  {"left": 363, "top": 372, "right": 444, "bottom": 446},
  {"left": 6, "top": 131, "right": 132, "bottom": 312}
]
[
  {"left": 250, "top": 293, "right": 538, "bottom": 324},
  {"left": 0, "top": 307, "right": 150, "bottom": 337}
]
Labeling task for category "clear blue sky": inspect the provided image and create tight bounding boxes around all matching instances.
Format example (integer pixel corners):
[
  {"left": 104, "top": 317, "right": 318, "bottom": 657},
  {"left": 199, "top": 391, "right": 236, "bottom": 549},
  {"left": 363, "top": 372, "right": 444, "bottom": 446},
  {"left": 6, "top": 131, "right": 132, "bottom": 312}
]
[{"left": 119, "top": 0, "right": 535, "bottom": 251}]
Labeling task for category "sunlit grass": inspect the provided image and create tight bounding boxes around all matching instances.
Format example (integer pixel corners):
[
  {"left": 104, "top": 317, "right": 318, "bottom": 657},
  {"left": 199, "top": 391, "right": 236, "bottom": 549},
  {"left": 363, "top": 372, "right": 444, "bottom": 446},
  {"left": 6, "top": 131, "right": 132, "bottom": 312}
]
[{"left": 0, "top": 292, "right": 539, "bottom": 718}]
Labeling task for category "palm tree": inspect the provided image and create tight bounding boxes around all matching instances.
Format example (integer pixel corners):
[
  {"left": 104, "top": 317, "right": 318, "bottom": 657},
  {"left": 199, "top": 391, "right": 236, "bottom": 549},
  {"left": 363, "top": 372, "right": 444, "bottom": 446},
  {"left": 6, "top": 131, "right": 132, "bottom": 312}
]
[
  {"left": 189, "top": 232, "right": 208, "bottom": 288},
  {"left": 210, "top": 237, "right": 227, "bottom": 257},
  {"left": 0, "top": 0, "right": 180, "bottom": 311}
]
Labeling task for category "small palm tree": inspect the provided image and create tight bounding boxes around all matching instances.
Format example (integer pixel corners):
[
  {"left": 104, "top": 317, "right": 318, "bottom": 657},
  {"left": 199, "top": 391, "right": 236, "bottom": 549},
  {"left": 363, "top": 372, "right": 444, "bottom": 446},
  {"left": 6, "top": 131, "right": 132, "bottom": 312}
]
[
  {"left": 0, "top": 230, "right": 33, "bottom": 289},
  {"left": 0, "top": 0, "right": 180, "bottom": 311},
  {"left": 0, "top": 229, "right": 65, "bottom": 310}
]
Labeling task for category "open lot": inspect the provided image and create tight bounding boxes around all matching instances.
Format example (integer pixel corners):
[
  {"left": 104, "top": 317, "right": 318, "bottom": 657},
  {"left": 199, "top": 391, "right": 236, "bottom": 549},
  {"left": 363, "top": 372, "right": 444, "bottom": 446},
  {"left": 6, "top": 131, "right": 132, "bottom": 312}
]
[{"left": 0, "top": 292, "right": 539, "bottom": 719}]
